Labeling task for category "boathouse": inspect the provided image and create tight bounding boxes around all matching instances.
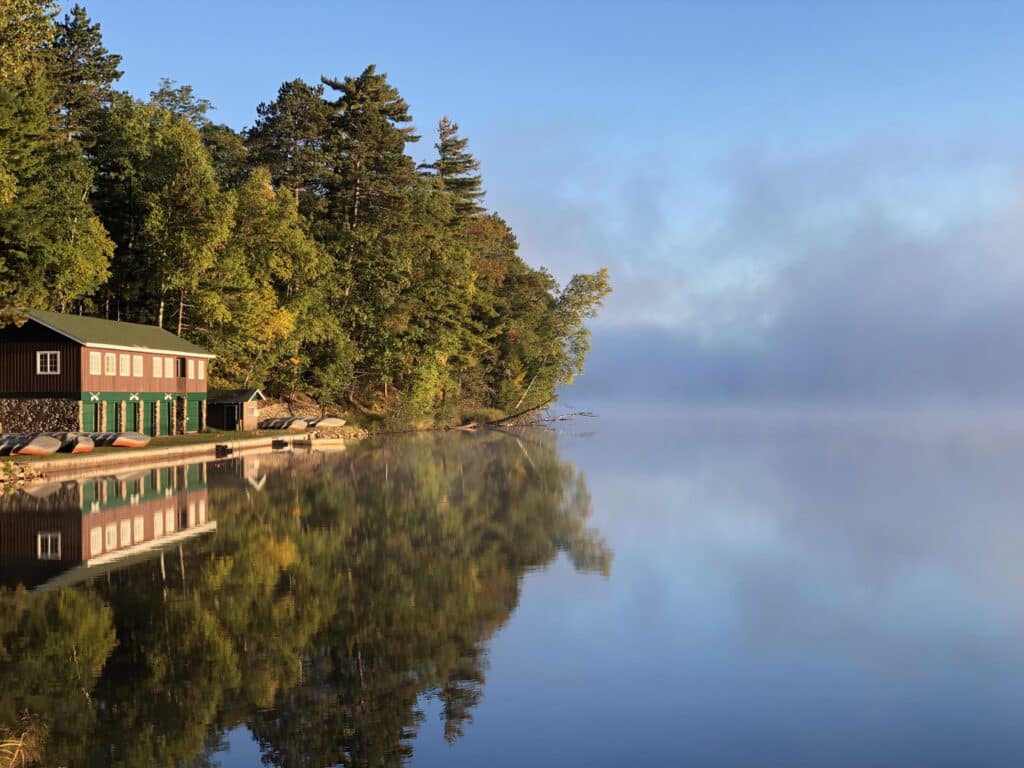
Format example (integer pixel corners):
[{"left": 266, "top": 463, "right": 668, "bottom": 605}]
[{"left": 0, "top": 309, "right": 214, "bottom": 435}]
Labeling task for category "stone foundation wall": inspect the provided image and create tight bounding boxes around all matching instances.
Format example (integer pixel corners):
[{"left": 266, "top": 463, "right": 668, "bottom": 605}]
[{"left": 0, "top": 397, "right": 79, "bottom": 433}]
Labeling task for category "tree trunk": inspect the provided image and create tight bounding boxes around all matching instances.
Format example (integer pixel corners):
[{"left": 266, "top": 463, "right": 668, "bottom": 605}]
[
  {"left": 157, "top": 296, "right": 165, "bottom": 329},
  {"left": 176, "top": 290, "right": 185, "bottom": 337}
]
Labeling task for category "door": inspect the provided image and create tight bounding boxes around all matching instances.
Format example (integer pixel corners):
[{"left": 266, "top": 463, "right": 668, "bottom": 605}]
[
  {"left": 159, "top": 400, "right": 170, "bottom": 435},
  {"left": 82, "top": 402, "right": 98, "bottom": 432},
  {"left": 125, "top": 401, "right": 138, "bottom": 432},
  {"left": 186, "top": 399, "right": 199, "bottom": 432},
  {"left": 105, "top": 400, "right": 118, "bottom": 431},
  {"left": 148, "top": 402, "right": 159, "bottom": 436}
]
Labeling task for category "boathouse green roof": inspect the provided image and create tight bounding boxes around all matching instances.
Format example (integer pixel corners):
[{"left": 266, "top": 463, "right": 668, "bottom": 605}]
[{"left": 28, "top": 309, "right": 214, "bottom": 357}]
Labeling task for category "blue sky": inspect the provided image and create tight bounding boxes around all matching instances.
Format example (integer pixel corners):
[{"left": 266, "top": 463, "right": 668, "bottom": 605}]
[{"left": 81, "top": 1, "right": 1024, "bottom": 401}]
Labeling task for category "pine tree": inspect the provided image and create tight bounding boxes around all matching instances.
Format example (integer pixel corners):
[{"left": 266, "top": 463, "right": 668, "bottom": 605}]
[
  {"left": 321, "top": 64, "right": 419, "bottom": 230},
  {"left": 246, "top": 78, "right": 331, "bottom": 211},
  {"left": 48, "top": 4, "right": 122, "bottom": 142},
  {"left": 419, "top": 116, "right": 484, "bottom": 220}
]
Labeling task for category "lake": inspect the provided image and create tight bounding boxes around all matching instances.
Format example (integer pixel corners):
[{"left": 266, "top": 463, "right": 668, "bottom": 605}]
[{"left": 3, "top": 408, "right": 1024, "bottom": 766}]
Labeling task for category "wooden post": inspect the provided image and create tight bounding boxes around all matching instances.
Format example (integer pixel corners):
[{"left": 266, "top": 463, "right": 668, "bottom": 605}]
[{"left": 118, "top": 400, "right": 126, "bottom": 432}]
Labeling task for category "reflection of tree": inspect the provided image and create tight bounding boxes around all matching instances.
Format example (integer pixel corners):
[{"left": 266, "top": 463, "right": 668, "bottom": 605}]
[{"left": 0, "top": 430, "right": 610, "bottom": 766}]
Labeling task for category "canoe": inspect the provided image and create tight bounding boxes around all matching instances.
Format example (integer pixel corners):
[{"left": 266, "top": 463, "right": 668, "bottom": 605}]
[
  {"left": 111, "top": 431, "right": 150, "bottom": 448},
  {"left": 89, "top": 431, "right": 151, "bottom": 448},
  {"left": 44, "top": 432, "right": 96, "bottom": 454},
  {"left": 10, "top": 434, "right": 61, "bottom": 457},
  {"left": 285, "top": 419, "right": 308, "bottom": 431},
  {"left": 307, "top": 417, "right": 346, "bottom": 428}
]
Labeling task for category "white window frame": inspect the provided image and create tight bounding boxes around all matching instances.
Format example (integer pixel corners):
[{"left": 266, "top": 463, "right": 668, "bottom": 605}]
[
  {"left": 198, "top": 359, "right": 205, "bottom": 380},
  {"left": 120, "top": 519, "right": 132, "bottom": 547},
  {"left": 36, "top": 532, "right": 61, "bottom": 559},
  {"left": 132, "top": 355, "right": 144, "bottom": 377},
  {"left": 119, "top": 353, "right": 130, "bottom": 377},
  {"left": 35, "top": 350, "right": 59, "bottom": 375},
  {"left": 89, "top": 351, "right": 102, "bottom": 376},
  {"left": 164, "top": 357, "right": 174, "bottom": 379},
  {"left": 153, "top": 356, "right": 162, "bottom": 378},
  {"left": 187, "top": 359, "right": 195, "bottom": 380},
  {"left": 90, "top": 526, "right": 103, "bottom": 556},
  {"left": 104, "top": 353, "right": 116, "bottom": 376}
]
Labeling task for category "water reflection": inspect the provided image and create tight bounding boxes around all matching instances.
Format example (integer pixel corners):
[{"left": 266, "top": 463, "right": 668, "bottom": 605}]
[{"left": 0, "top": 430, "right": 609, "bottom": 766}]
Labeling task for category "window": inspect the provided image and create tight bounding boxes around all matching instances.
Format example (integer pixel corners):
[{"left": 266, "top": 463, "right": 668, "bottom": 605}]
[
  {"left": 105, "top": 524, "right": 117, "bottom": 551},
  {"left": 37, "top": 532, "right": 60, "bottom": 560},
  {"left": 153, "top": 512, "right": 164, "bottom": 538},
  {"left": 133, "top": 355, "right": 143, "bottom": 377},
  {"left": 187, "top": 359, "right": 195, "bottom": 380},
  {"left": 35, "top": 351, "right": 59, "bottom": 375},
  {"left": 90, "top": 526, "right": 103, "bottom": 556},
  {"left": 164, "top": 508, "right": 175, "bottom": 533},
  {"left": 164, "top": 357, "right": 174, "bottom": 378},
  {"left": 175, "top": 358, "right": 186, "bottom": 378},
  {"left": 89, "top": 351, "right": 102, "bottom": 375},
  {"left": 104, "top": 353, "right": 116, "bottom": 376},
  {"left": 134, "top": 515, "right": 144, "bottom": 542},
  {"left": 198, "top": 360, "right": 205, "bottom": 380},
  {"left": 152, "top": 356, "right": 161, "bottom": 377},
  {"left": 120, "top": 519, "right": 132, "bottom": 546},
  {"left": 119, "top": 353, "right": 130, "bottom": 377},
  {"left": 198, "top": 498, "right": 206, "bottom": 524}
]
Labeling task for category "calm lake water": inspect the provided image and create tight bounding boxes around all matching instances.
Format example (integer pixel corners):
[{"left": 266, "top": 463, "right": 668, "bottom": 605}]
[{"left": 4, "top": 408, "right": 1024, "bottom": 766}]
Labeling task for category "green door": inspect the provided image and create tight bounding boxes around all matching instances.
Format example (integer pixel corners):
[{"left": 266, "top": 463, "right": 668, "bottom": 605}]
[
  {"left": 125, "top": 401, "right": 138, "bottom": 431},
  {"left": 186, "top": 399, "right": 199, "bottom": 432},
  {"left": 159, "top": 400, "right": 170, "bottom": 435},
  {"left": 105, "top": 400, "right": 118, "bottom": 431},
  {"left": 82, "top": 402, "right": 98, "bottom": 432}
]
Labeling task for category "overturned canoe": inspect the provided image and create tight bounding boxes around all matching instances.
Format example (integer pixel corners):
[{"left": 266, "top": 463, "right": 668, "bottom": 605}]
[
  {"left": 10, "top": 434, "right": 61, "bottom": 457},
  {"left": 307, "top": 417, "right": 346, "bottom": 428},
  {"left": 90, "top": 431, "right": 151, "bottom": 448},
  {"left": 285, "top": 418, "right": 308, "bottom": 431},
  {"left": 44, "top": 432, "right": 96, "bottom": 454}
]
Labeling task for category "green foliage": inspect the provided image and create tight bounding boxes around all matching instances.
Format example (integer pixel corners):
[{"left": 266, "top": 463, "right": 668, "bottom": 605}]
[
  {"left": 420, "top": 116, "right": 485, "bottom": 220},
  {"left": 0, "top": 0, "right": 611, "bottom": 420}
]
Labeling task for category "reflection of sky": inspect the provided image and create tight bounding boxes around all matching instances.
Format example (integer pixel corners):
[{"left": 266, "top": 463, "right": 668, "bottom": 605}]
[{"left": 410, "top": 411, "right": 1024, "bottom": 766}]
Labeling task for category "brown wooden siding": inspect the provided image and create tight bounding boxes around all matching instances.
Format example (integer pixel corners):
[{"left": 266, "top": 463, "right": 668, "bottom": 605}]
[
  {"left": 0, "top": 320, "right": 209, "bottom": 395},
  {"left": 0, "top": 511, "right": 84, "bottom": 566},
  {"left": 0, "top": 323, "right": 81, "bottom": 394},
  {"left": 79, "top": 348, "right": 209, "bottom": 394}
]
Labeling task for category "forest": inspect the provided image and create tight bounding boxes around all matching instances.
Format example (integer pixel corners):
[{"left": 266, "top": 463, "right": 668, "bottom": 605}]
[{"left": 0, "top": 2, "right": 611, "bottom": 424}]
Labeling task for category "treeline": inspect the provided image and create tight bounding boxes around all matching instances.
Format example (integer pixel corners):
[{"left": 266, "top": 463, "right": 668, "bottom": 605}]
[{"left": 0, "top": 2, "right": 610, "bottom": 422}]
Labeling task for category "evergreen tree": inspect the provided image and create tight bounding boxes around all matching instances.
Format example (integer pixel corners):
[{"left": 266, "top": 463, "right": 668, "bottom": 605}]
[
  {"left": 419, "top": 116, "right": 484, "bottom": 220},
  {"left": 246, "top": 78, "right": 331, "bottom": 212},
  {"left": 48, "top": 4, "right": 122, "bottom": 142}
]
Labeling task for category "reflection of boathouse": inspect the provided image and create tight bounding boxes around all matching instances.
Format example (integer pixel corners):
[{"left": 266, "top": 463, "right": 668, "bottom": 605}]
[{"left": 0, "top": 462, "right": 215, "bottom": 590}]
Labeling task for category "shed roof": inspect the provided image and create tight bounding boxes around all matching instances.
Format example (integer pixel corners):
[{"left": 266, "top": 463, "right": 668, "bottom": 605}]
[
  {"left": 28, "top": 309, "right": 214, "bottom": 358},
  {"left": 207, "top": 388, "right": 266, "bottom": 404}
]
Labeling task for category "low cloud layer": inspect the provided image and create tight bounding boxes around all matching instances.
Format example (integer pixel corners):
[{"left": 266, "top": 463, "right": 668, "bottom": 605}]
[{"left": 530, "top": 139, "right": 1024, "bottom": 404}]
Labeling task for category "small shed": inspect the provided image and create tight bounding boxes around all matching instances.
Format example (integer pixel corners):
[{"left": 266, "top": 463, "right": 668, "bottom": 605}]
[{"left": 206, "top": 389, "right": 265, "bottom": 431}]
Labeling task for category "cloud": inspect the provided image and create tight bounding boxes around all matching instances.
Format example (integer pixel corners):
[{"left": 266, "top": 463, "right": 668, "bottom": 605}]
[{"left": 544, "top": 138, "right": 1024, "bottom": 403}]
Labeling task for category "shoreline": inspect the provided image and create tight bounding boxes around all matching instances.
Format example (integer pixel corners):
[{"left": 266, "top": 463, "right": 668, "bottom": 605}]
[{"left": 0, "top": 428, "right": 361, "bottom": 490}]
